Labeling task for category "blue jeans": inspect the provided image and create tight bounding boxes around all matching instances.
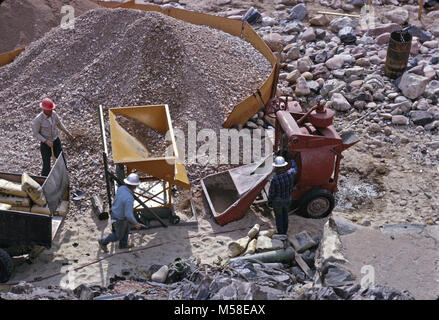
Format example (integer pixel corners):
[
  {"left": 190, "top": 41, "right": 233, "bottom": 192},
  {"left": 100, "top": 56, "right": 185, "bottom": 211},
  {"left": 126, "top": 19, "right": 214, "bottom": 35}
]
[
  {"left": 101, "top": 220, "right": 129, "bottom": 248},
  {"left": 272, "top": 198, "right": 291, "bottom": 235}
]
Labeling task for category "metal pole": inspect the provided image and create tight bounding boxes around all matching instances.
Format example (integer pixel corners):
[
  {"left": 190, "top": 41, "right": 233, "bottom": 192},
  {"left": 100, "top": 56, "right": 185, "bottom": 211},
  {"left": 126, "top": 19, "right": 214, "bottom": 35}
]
[{"left": 98, "top": 105, "right": 113, "bottom": 210}]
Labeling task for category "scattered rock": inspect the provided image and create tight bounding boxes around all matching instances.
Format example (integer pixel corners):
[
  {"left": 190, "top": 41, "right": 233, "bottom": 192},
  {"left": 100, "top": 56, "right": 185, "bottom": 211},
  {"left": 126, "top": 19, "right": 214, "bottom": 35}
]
[
  {"left": 338, "top": 26, "right": 356, "bottom": 45},
  {"left": 384, "top": 8, "right": 409, "bottom": 25},
  {"left": 398, "top": 72, "right": 429, "bottom": 100},
  {"left": 300, "top": 27, "right": 316, "bottom": 42},
  {"left": 295, "top": 76, "right": 311, "bottom": 96},
  {"left": 309, "top": 14, "right": 330, "bottom": 26},
  {"left": 256, "top": 236, "right": 284, "bottom": 252},
  {"left": 392, "top": 115, "right": 409, "bottom": 125},
  {"left": 287, "top": 4, "right": 307, "bottom": 21},
  {"left": 331, "top": 93, "right": 352, "bottom": 111},
  {"left": 325, "top": 55, "right": 344, "bottom": 70},
  {"left": 263, "top": 33, "right": 284, "bottom": 52},
  {"left": 409, "top": 111, "right": 434, "bottom": 126},
  {"left": 330, "top": 17, "right": 357, "bottom": 33},
  {"left": 151, "top": 265, "right": 169, "bottom": 283},
  {"left": 290, "top": 231, "right": 317, "bottom": 253}
]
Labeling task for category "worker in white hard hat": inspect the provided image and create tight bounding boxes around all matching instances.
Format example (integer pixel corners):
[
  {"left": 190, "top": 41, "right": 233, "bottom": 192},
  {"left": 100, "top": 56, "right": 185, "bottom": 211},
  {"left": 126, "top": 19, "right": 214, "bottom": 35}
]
[
  {"left": 267, "top": 156, "right": 297, "bottom": 235},
  {"left": 98, "top": 173, "right": 142, "bottom": 252}
]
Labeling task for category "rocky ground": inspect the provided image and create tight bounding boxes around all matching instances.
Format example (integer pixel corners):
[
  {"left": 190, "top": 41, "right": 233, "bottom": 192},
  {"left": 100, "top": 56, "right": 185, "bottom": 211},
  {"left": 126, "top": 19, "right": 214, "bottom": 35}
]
[
  {"left": 221, "top": 0, "right": 439, "bottom": 227},
  {"left": 144, "top": 0, "right": 439, "bottom": 227}
]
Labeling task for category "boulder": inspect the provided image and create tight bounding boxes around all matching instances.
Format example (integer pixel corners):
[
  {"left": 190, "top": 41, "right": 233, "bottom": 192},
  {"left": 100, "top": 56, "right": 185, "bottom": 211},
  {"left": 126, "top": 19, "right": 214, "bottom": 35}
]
[
  {"left": 366, "top": 23, "right": 401, "bottom": 37},
  {"left": 288, "top": 4, "right": 307, "bottom": 21},
  {"left": 338, "top": 26, "right": 356, "bottom": 45},
  {"left": 384, "top": 8, "right": 409, "bottom": 25},
  {"left": 286, "top": 70, "right": 301, "bottom": 83},
  {"left": 409, "top": 111, "right": 434, "bottom": 126},
  {"left": 283, "top": 21, "right": 304, "bottom": 34},
  {"left": 300, "top": 27, "right": 316, "bottom": 42},
  {"left": 256, "top": 235, "right": 284, "bottom": 252},
  {"left": 405, "top": 25, "right": 432, "bottom": 42},
  {"left": 398, "top": 72, "right": 429, "bottom": 100},
  {"left": 324, "top": 266, "right": 355, "bottom": 287},
  {"left": 295, "top": 76, "right": 311, "bottom": 96},
  {"left": 309, "top": 14, "right": 330, "bottom": 26},
  {"left": 331, "top": 93, "right": 352, "bottom": 111},
  {"left": 325, "top": 55, "right": 344, "bottom": 70},
  {"left": 263, "top": 33, "right": 284, "bottom": 52},
  {"left": 285, "top": 46, "right": 300, "bottom": 60},
  {"left": 297, "top": 56, "right": 313, "bottom": 73},
  {"left": 376, "top": 32, "right": 390, "bottom": 45},
  {"left": 151, "top": 265, "right": 169, "bottom": 283},
  {"left": 392, "top": 115, "right": 409, "bottom": 125},
  {"left": 329, "top": 17, "right": 358, "bottom": 33},
  {"left": 290, "top": 231, "right": 317, "bottom": 253}
]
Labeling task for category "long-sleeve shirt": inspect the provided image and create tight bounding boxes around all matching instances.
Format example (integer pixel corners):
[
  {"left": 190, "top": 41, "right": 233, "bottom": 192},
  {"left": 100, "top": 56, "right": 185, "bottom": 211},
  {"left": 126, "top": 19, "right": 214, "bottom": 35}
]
[
  {"left": 32, "top": 111, "right": 68, "bottom": 143},
  {"left": 268, "top": 161, "right": 297, "bottom": 201},
  {"left": 110, "top": 185, "right": 137, "bottom": 225}
]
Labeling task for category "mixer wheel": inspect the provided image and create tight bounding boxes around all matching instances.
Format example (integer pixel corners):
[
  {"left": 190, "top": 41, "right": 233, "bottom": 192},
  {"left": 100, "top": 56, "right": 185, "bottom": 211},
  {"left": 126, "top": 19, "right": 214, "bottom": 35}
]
[{"left": 299, "top": 189, "right": 334, "bottom": 219}]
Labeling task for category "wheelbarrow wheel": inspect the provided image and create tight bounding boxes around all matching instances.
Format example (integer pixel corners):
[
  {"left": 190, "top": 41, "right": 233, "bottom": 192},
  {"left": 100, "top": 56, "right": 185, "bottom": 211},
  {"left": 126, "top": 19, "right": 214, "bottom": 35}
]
[
  {"left": 298, "top": 189, "right": 334, "bottom": 219},
  {"left": 170, "top": 215, "right": 180, "bottom": 225},
  {"left": 0, "top": 248, "right": 13, "bottom": 283}
]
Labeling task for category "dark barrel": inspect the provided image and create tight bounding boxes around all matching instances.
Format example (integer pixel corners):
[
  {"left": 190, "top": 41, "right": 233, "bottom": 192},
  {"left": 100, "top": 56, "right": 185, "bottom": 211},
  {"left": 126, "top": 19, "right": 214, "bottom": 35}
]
[{"left": 384, "top": 30, "right": 412, "bottom": 79}]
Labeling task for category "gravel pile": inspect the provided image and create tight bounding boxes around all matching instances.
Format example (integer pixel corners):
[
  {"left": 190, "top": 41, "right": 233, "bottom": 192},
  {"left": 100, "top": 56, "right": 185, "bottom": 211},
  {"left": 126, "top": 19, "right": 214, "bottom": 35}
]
[
  {"left": 115, "top": 114, "right": 169, "bottom": 158},
  {"left": 0, "top": 8, "right": 271, "bottom": 210}
]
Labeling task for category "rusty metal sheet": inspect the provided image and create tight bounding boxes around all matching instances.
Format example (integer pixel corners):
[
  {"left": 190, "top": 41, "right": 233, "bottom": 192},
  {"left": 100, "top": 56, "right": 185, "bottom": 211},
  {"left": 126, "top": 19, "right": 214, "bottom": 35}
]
[{"left": 0, "top": 48, "right": 24, "bottom": 67}]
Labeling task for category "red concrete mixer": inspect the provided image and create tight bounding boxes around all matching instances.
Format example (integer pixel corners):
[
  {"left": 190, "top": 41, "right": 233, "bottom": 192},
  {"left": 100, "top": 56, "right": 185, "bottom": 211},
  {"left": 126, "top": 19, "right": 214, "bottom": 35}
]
[{"left": 266, "top": 97, "right": 360, "bottom": 219}]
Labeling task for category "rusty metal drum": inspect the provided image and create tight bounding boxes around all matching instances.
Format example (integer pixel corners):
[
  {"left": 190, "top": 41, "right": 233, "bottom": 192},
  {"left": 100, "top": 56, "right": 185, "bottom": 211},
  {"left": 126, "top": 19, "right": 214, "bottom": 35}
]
[{"left": 385, "top": 30, "right": 412, "bottom": 79}]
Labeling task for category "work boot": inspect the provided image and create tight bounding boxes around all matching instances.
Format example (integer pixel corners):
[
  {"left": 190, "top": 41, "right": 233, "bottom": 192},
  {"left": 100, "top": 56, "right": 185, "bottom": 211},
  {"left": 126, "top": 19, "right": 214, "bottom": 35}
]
[
  {"left": 119, "top": 243, "right": 135, "bottom": 250},
  {"left": 98, "top": 239, "right": 109, "bottom": 253}
]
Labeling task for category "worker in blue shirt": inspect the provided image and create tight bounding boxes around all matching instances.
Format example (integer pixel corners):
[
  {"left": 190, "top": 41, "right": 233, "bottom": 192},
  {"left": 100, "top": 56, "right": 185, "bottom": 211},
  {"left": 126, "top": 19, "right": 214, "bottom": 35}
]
[
  {"left": 268, "top": 156, "right": 297, "bottom": 235},
  {"left": 98, "top": 173, "right": 142, "bottom": 252}
]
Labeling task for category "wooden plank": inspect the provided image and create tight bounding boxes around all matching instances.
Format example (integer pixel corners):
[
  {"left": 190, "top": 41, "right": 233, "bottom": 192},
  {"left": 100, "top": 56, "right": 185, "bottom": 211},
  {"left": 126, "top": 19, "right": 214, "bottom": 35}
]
[
  {"left": 317, "top": 11, "right": 360, "bottom": 18},
  {"left": 289, "top": 237, "right": 314, "bottom": 279}
]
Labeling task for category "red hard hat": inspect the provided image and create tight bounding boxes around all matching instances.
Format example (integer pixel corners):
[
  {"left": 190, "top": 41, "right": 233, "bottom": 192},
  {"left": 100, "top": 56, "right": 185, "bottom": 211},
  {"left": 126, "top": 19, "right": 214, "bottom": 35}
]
[{"left": 40, "top": 98, "right": 56, "bottom": 110}]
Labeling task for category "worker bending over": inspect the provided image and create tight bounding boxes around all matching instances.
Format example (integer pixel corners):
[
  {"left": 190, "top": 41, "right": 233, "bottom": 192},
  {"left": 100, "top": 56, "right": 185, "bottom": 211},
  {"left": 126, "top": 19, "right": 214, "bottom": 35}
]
[
  {"left": 98, "top": 173, "right": 142, "bottom": 252},
  {"left": 268, "top": 156, "right": 297, "bottom": 235}
]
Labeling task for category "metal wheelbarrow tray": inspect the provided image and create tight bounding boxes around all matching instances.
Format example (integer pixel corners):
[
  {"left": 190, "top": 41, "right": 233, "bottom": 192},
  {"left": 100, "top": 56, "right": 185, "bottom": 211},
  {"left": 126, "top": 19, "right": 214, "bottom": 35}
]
[{"left": 201, "top": 156, "right": 272, "bottom": 226}]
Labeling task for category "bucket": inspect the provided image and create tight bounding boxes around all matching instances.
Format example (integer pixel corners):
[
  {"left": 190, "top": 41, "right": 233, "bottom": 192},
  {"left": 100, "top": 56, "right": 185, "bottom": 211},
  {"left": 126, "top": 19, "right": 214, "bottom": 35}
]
[{"left": 384, "top": 30, "right": 412, "bottom": 79}]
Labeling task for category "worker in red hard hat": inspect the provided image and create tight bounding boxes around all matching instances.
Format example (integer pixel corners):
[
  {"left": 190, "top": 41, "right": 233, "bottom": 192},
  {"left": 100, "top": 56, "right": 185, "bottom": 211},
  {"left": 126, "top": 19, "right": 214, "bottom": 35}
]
[{"left": 32, "top": 98, "right": 74, "bottom": 176}]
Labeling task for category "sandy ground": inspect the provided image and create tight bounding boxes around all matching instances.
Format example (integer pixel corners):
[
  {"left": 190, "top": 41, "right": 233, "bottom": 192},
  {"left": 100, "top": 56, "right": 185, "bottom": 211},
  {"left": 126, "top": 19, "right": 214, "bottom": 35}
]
[{"left": 3, "top": 199, "right": 329, "bottom": 290}]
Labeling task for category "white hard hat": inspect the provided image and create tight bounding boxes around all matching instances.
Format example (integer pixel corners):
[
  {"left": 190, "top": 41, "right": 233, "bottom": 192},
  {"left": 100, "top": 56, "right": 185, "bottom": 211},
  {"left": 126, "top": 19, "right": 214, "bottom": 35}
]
[
  {"left": 273, "top": 156, "right": 288, "bottom": 167},
  {"left": 124, "top": 173, "right": 140, "bottom": 186}
]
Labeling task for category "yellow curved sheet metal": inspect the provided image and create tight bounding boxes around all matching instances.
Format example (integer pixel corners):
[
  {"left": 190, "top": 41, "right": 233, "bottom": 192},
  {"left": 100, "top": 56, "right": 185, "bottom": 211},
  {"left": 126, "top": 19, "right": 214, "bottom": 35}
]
[
  {"left": 0, "top": 48, "right": 25, "bottom": 67},
  {"left": 109, "top": 104, "right": 190, "bottom": 189}
]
